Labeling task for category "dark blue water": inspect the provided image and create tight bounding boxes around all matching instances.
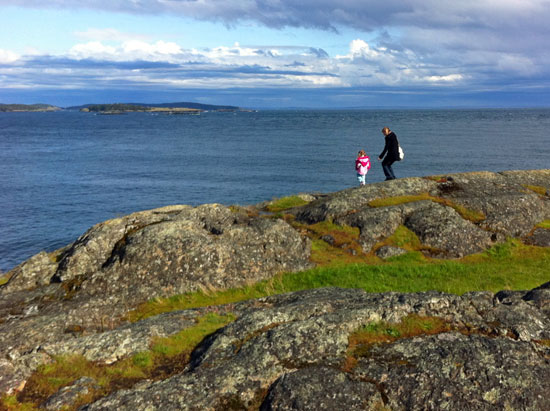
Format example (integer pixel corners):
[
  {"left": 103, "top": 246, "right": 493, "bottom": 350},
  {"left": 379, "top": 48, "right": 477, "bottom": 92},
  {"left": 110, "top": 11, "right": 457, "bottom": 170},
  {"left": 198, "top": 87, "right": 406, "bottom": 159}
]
[{"left": 1, "top": 109, "right": 549, "bottom": 272}]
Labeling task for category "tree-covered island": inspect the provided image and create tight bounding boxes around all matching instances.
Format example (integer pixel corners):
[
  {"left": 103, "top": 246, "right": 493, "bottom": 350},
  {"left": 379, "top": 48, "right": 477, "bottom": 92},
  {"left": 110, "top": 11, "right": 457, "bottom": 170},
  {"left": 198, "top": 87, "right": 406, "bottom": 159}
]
[
  {"left": 78, "top": 102, "right": 244, "bottom": 114},
  {"left": 0, "top": 104, "right": 61, "bottom": 112},
  {"left": 81, "top": 103, "right": 202, "bottom": 114}
]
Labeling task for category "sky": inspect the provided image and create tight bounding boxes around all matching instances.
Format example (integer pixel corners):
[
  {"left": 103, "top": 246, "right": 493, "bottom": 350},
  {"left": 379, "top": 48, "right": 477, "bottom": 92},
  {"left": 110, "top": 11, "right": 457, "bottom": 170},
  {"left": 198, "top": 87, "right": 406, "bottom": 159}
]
[{"left": 1, "top": 0, "right": 550, "bottom": 108}]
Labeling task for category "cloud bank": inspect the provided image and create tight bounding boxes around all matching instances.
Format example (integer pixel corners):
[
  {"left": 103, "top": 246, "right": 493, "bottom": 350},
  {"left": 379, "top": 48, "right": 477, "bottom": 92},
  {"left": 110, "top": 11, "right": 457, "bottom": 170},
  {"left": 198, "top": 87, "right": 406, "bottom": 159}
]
[{"left": 1, "top": 0, "right": 550, "bottom": 106}]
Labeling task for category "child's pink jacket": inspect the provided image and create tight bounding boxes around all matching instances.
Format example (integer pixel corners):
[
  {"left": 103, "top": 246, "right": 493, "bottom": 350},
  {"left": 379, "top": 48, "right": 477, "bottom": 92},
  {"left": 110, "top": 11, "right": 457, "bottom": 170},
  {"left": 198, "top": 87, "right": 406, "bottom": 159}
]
[{"left": 355, "top": 155, "right": 371, "bottom": 175}]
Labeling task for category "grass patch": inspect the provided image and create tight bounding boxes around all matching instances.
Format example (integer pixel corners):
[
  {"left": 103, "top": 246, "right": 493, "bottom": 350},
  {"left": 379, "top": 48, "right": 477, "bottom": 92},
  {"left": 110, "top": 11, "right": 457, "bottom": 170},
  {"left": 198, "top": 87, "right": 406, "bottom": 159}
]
[
  {"left": 368, "top": 193, "right": 433, "bottom": 207},
  {"left": 150, "top": 312, "right": 235, "bottom": 357},
  {"left": 343, "top": 314, "right": 453, "bottom": 371},
  {"left": 384, "top": 225, "right": 422, "bottom": 250},
  {"left": 368, "top": 193, "right": 486, "bottom": 223},
  {"left": 128, "top": 239, "right": 550, "bottom": 322},
  {"left": 0, "top": 394, "right": 35, "bottom": 410},
  {"left": 523, "top": 184, "right": 548, "bottom": 196},
  {"left": 309, "top": 239, "right": 370, "bottom": 266},
  {"left": 293, "top": 220, "right": 365, "bottom": 265},
  {"left": 371, "top": 225, "right": 441, "bottom": 261},
  {"left": 266, "top": 195, "right": 309, "bottom": 212},
  {"left": 15, "top": 313, "right": 235, "bottom": 410},
  {"left": 373, "top": 225, "right": 424, "bottom": 255},
  {"left": 348, "top": 314, "right": 452, "bottom": 356},
  {"left": 536, "top": 220, "right": 550, "bottom": 229}
]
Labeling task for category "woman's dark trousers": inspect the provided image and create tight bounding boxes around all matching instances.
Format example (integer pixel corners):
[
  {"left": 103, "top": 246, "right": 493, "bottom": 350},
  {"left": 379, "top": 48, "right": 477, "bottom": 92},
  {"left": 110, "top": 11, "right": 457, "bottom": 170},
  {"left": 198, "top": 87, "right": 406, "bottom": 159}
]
[{"left": 382, "top": 159, "right": 396, "bottom": 180}]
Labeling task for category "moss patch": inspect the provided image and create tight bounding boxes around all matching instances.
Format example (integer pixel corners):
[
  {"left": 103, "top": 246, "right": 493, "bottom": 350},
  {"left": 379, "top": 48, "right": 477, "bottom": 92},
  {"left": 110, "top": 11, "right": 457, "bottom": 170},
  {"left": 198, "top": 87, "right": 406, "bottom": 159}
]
[
  {"left": 523, "top": 184, "right": 548, "bottom": 196},
  {"left": 0, "top": 394, "right": 35, "bottom": 410},
  {"left": 347, "top": 315, "right": 453, "bottom": 360},
  {"left": 266, "top": 195, "right": 310, "bottom": 213},
  {"left": 536, "top": 220, "right": 550, "bottom": 229},
  {"left": 372, "top": 225, "right": 424, "bottom": 256},
  {"left": 0, "top": 272, "right": 11, "bottom": 286},
  {"left": 295, "top": 220, "right": 365, "bottom": 265}
]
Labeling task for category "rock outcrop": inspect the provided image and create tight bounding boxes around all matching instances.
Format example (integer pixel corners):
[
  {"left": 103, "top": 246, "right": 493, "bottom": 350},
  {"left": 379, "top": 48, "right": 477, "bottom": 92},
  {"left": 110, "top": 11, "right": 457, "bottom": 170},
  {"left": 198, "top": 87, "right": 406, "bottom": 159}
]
[
  {"left": 294, "top": 169, "right": 550, "bottom": 257},
  {"left": 0, "top": 169, "right": 549, "bottom": 409},
  {"left": 0, "top": 204, "right": 310, "bottom": 393},
  {"left": 80, "top": 286, "right": 550, "bottom": 410}
]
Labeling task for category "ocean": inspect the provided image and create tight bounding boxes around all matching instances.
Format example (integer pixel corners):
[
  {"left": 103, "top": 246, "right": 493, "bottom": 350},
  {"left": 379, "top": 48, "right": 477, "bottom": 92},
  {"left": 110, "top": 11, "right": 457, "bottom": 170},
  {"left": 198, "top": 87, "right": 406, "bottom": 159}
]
[{"left": 1, "top": 108, "right": 549, "bottom": 272}]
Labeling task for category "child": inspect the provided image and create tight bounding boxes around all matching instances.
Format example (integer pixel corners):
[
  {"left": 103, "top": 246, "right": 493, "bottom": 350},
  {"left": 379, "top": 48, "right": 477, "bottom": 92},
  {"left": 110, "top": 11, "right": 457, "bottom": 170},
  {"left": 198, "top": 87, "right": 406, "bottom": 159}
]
[{"left": 355, "top": 150, "right": 371, "bottom": 186}]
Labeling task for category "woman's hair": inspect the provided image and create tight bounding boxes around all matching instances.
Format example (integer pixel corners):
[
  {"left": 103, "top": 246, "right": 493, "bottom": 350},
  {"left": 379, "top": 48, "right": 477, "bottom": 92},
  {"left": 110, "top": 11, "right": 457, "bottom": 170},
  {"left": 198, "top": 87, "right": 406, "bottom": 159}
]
[
  {"left": 358, "top": 150, "right": 366, "bottom": 156},
  {"left": 381, "top": 126, "right": 390, "bottom": 134}
]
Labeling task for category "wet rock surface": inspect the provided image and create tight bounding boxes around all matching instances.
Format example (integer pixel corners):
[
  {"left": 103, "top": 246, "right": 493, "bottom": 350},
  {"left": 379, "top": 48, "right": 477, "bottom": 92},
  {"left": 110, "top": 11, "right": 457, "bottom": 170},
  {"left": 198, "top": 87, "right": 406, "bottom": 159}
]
[{"left": 1, "top": 169, "right": 549, "bottom": 408}]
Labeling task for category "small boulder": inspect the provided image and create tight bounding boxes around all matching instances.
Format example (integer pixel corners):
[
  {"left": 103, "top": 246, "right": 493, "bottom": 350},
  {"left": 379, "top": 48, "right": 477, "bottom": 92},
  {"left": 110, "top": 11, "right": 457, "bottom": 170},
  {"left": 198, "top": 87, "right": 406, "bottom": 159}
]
[
  {"left": 525, "top": 228, "right": 550, "bottom": 247},
  {"left": 375, "top": 246, "right": 408, "bottom": 259}
]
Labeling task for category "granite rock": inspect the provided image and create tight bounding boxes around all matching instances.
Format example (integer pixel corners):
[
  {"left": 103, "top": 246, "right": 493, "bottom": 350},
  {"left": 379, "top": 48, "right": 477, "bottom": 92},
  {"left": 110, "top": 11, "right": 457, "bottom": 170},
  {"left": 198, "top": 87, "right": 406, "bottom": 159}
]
[{"left": 84, "top": 285, "right": 550, "bottom": 410}]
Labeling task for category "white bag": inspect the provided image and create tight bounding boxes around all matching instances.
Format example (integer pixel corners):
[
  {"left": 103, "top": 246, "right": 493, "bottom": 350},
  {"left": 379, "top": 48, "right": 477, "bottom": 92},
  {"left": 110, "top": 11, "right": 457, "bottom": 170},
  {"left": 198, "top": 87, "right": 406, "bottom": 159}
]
[{"left": 398, "top": 145, "right": 404, "bottom": 161}]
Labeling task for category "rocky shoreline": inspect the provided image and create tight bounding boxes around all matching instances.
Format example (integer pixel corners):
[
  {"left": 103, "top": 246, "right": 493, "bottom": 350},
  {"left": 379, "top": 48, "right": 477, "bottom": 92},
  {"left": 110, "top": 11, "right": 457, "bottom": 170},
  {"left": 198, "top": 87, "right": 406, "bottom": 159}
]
[{"left": 1, "top": 169, "right": 549, "bottom": 409}]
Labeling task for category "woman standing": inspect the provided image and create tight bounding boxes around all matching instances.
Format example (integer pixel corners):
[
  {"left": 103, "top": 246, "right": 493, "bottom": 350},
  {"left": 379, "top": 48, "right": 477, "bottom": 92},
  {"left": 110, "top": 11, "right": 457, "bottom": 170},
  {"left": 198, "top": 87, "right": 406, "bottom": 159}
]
[{"left": 378, "top": 126, "right": 399, "bottom": 180}]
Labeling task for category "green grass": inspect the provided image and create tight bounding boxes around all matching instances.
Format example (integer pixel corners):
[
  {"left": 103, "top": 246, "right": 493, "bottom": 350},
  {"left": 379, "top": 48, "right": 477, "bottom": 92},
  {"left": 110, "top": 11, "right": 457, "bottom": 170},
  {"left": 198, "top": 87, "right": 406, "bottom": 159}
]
[
  {"left": 295, "top": 220, "right": 364, "bottom": 265},
  {"left": 266, "top": 195, "right": 310, "bottom": 212},
  {"left": 150, "top": 312, "right": 235, "bottom": 356},
  {"left": 129, "top": 239, "right": 550, "bottom": 321},
  {"left": 536, "top": 220, "right": 550, "bottom": 229},
  {"left": 350, "top": 314, "right": 452, "bottom": 349}
]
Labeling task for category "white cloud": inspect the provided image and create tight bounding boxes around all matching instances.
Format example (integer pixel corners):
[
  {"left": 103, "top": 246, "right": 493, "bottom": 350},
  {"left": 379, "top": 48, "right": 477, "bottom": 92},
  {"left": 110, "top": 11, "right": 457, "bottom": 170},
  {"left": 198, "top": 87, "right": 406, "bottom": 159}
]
[
  {"left": 68, "top": 40, "right": 184, "bottom": 61},
  {"left": 69, "top": 42, "right": 117, "bottom": 59},
  {"left": 0, "top": 49, "right": 19, "bottom": 64},
  {"left": 0, "top": 36, "right": 472, "bottom": 92},
  {"left": 425, "top": 74, "right": 464, "bottom": 83},
  {"left": 348, "top": 39, "right": 380, "bottom": 59},
  {"left": 0, "top": 29, "right": 546, "bottom": 95},
  {"left": 122, "top": 40, "right": 183, "bottom": 57}
]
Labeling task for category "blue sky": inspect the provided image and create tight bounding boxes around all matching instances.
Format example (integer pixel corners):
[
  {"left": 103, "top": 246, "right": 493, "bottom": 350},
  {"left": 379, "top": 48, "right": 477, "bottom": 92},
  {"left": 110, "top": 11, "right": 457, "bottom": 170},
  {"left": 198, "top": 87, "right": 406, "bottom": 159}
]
[{"left": 1, "top": 0, "right": 550, "bottom": 108}]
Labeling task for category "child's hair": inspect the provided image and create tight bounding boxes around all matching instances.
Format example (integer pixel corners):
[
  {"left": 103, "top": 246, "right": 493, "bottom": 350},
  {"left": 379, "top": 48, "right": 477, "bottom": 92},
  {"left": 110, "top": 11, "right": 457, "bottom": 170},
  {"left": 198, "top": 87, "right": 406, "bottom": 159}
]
[{"left": 358, "top": 150, "right": 366, "bottom": 156}]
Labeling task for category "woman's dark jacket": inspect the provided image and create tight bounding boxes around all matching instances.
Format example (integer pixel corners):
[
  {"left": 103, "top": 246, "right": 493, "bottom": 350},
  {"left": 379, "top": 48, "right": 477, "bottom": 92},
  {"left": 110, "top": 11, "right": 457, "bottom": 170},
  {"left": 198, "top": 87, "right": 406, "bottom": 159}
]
[{"left": 379, "top": 132, "right": 400, "bottom": 162}]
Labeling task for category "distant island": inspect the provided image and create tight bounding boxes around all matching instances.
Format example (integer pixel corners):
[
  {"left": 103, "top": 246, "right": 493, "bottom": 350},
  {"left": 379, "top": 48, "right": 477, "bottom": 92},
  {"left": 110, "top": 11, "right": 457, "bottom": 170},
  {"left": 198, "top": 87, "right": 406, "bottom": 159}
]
[
  {"left": 0, "top": 103, "right": 61, "bottom": 112},
  {"left": 69, "top": 102, "right": 246, "bottom": 114},
  {"left": 0, "top": 102, "right": 250, "bottom": 113}
]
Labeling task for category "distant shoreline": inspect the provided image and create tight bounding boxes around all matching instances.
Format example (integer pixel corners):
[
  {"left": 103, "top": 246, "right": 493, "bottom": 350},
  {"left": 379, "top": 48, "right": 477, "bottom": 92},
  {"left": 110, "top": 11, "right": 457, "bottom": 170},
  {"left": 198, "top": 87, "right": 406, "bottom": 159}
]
[{"left": 0, "top": 101, "right": 247, "bottom": 113}]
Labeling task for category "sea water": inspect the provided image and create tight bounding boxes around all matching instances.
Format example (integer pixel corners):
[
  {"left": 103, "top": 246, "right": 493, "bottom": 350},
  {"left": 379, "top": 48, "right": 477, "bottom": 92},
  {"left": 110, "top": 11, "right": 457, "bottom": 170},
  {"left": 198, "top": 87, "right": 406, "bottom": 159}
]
[{"left": 1, "top": 108, "right": 549, "bottom": 271}]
